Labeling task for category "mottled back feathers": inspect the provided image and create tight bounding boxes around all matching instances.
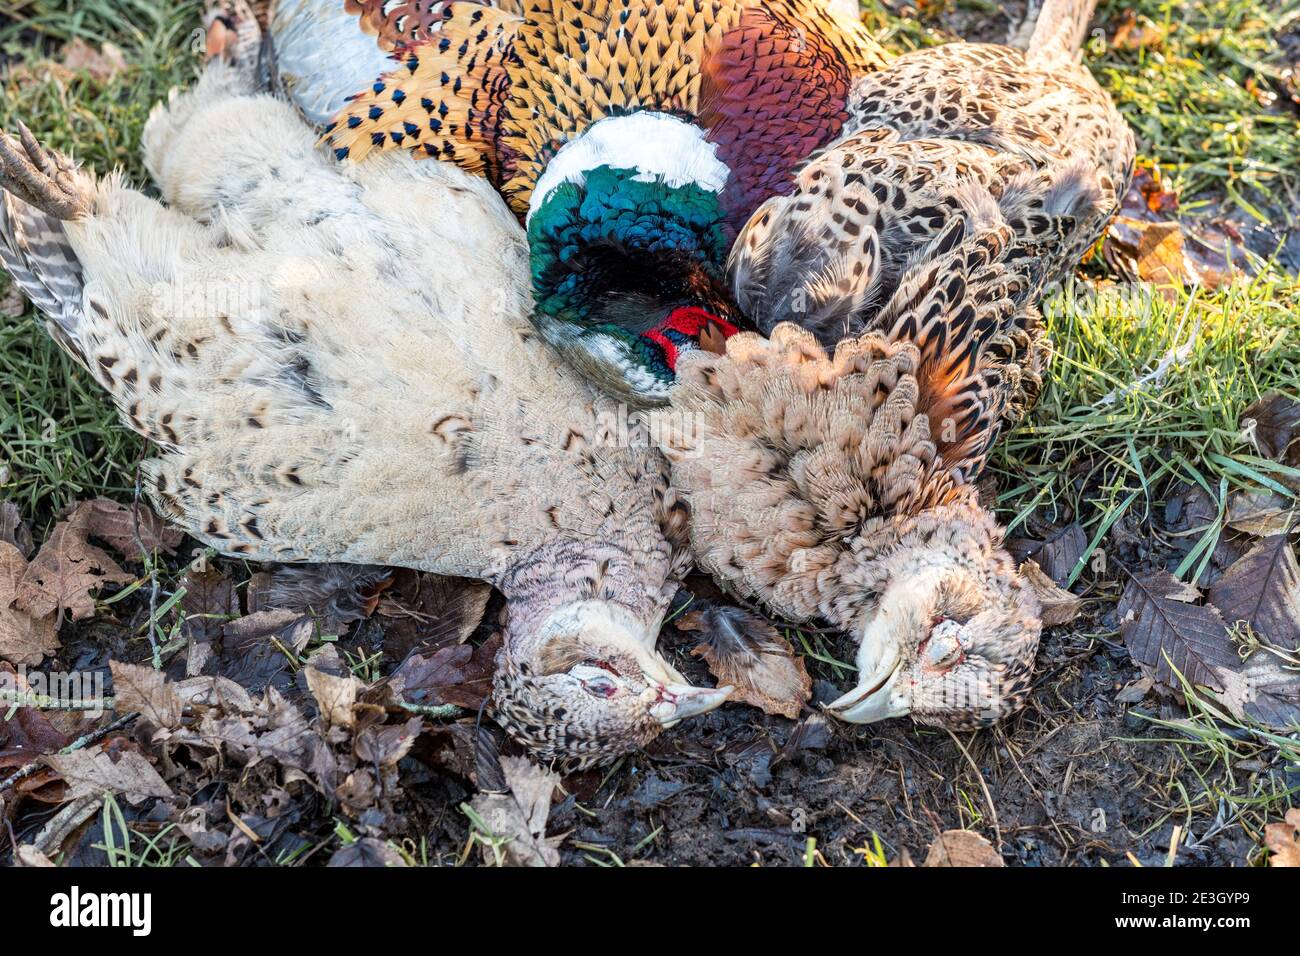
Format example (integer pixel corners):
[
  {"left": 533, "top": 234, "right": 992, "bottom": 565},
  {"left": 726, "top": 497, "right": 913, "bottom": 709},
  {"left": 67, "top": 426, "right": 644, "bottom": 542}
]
[
  {"left": 659, "top": 191, "right": 1040, "bottom": 623},
  {"left": 307, "top": 0, "right": 887, "bottom": 223}
]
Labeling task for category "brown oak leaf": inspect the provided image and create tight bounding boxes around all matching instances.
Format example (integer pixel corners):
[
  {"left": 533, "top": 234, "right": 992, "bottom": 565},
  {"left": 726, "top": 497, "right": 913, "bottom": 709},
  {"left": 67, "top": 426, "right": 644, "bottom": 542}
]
[
  {"left": 110, "top": 660, "right": 183, "bottom": 730},
  {"left": 15, "top": 516, "right": 132, "bottom": 622},
  {"left": 0, "top": 542, "right": 59, "bottom": 665},
  {"left": 1265, "top": 809, "right": 1300, "bottom": 867},
  {"left": 64, "top": 498, "right": 183, "bottom": 558},
  {"left": 45, "top": 747, "right": 172, "bottom": 806},
  {"left": 922, "top": 830, "right": 1004, "bottom": 867},
  {"left": 1208, "top": 535, "right": 1300, "bottom": 651},
  {"left": 1117, "top": 571, "right": 1236, "bottom": 691},
  {"left": 679, "top": 603, "right": 809, "bottom": 719}
]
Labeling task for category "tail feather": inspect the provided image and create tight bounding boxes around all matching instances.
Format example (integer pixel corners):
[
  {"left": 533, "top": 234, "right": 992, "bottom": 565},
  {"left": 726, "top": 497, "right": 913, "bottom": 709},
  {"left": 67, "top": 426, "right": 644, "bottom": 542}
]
[
  {"left": 0, "top": 196, "right": 87, "bottom": 362},
  {"left": 1024, "top": 0, "right": 1098, "bottom": 69},
  {"left": 0, "top": 130, "right": 96, "bottom": 365}
]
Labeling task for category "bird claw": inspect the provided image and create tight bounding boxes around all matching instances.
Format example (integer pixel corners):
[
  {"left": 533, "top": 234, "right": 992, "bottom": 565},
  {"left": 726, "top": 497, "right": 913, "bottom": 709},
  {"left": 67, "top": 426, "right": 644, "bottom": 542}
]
[
  {"left": 203, "top": 0, "right": 262, "bottom": 67},
  {"left": 0, "top": 123, "right": 89, "bottom": 221}
]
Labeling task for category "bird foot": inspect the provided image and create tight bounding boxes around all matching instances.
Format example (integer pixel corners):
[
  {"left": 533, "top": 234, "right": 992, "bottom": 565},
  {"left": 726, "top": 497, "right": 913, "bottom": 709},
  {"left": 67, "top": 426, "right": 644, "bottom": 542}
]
[
  {"left": 203, "top": 0, "right": 263, "bottom": 68},
  {"left": 0, "top": 123, "right": 90, "bottom": 221}
]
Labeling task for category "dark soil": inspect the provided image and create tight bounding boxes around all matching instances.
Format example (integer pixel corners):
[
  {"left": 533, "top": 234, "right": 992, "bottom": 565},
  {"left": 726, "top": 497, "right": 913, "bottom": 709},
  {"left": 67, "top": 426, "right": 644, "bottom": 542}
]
[
  {"left": 2, "top": 549, "right": 1275, "bottom": 868},
  {"left": 546, "top": 582, "right": 1266, "bottom": 867}
]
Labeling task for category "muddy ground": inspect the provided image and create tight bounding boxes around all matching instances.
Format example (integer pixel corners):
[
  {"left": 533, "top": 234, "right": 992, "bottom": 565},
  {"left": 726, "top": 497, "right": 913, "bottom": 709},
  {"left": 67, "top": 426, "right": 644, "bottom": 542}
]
[{"left": 3, "top": 538, "right": 1278, "bottom": 868}]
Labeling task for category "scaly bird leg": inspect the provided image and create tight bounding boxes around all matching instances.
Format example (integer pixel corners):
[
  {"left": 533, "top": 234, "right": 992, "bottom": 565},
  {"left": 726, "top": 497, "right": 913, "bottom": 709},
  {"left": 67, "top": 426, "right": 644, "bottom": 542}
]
[
  {"left": 0, "top": 123, "right": 90, "bottom": 220},
  {"left": 203, "top": 0, "right": 263, "bottom": 69}
]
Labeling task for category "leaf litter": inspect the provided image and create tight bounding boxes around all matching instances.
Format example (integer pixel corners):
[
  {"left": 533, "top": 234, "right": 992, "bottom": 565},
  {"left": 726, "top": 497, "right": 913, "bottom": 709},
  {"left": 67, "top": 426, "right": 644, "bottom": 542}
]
[
  {"left": 676, "top": 602, "right": 810, "bottom": 719},
  {"left": 2, "top": 463, "right": 1296, "bottom": 865}
]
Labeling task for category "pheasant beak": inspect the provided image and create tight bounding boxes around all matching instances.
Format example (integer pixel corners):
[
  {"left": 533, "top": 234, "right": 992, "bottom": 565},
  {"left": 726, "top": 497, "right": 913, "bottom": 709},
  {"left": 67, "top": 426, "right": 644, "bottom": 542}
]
[
  {"left": 624, "top": 637, "right": 733, "bottom": 726},
  {"left": 825, "top": 642, "right": 909, "bottom": 724},
  {"left": 649, "top": 682, "right": 733, "bottom": 726}
]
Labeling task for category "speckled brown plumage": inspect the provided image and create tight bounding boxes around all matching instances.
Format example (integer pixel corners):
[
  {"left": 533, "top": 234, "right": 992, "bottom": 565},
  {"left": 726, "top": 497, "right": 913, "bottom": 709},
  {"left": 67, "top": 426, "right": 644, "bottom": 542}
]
[
  {"left": 0, "top": 48, "right": 729, "bottom": 770},
  {"left": 314, "top": 0, "right": 886, "bottom": 222},
  {"left": 659, "top": 184, "right": 1045, "bottom": 729},
  {"left": 729, "top": 0, "right": 1134, "bottom": 349}
]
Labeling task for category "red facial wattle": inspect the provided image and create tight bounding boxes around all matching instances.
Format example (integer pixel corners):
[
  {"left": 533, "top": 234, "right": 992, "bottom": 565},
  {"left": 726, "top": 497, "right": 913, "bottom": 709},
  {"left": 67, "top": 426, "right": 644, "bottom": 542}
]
[{"left": 642, "top": 306, "right": 739, "bottom": 372}]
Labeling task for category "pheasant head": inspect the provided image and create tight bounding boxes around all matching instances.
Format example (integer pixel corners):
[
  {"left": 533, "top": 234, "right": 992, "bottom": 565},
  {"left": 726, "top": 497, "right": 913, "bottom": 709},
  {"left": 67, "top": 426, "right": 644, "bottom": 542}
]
[
  {"left": 823, "top": 505, "right": 1041, "bottom": 728},
  {"left": 524, "top": 115, "right": 743, "bottom": 405},
  {"left": 492, "top": 599, "right": 731, "bottom": 770},
  {"left": 296, "top": 0, "right": 888, "bottom": 404}
]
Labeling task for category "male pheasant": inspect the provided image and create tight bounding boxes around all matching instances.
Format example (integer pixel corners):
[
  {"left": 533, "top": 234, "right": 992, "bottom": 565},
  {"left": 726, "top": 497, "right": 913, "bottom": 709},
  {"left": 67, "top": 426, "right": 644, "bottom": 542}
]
[
  {"left": 268, "top": 0, "right": 888, "bottom": 404},
  {"left": 0, "top": 48, "right": 729, "bottom": 770}
]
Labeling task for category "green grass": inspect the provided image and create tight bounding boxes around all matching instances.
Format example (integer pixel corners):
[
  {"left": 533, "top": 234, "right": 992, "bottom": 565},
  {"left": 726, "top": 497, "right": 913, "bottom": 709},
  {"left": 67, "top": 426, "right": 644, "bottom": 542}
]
[
  {"left": 1093, "top": 0, "right": 1300, "bottom": 213},
  {"left": 0, "top": 0, "right": 203, "bottom": 524},
  {"left": 991, "top": 275, "right": 1300, "bottom": 583},
  {"left": 0, "top": 0, "right": 1296, "bottom": 866}
]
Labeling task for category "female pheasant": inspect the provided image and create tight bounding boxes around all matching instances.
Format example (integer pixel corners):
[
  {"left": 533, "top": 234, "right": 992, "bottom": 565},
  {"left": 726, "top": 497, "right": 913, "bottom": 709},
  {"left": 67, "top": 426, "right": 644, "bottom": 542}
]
[
  {"left": 267, "top": 0, "right": 888, "bottom": 404},
  {"left": 659, "top": 183, "right": 1044, "bottom": 730},
  {"left": 658, "top": 0, "right": 1132, "bottom": 730},
  {"left": 729, "top": 0, "right": 1134, "bottom": 345},
  {"left": 0, "top": 50, "right": 729, "bottom": 770}
]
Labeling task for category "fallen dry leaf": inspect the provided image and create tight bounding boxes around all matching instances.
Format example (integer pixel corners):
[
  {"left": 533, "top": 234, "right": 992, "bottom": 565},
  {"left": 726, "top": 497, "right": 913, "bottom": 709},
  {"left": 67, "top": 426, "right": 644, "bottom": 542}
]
[
  {"left": 1213, "top": 652, "right": 1300, "bottom": 730},
  {"left": 1264, "top": 809, "right": 1300, "bottom": 867},
  {"left": 1115, "top": 675, "right": 1155, "bottom": 704},
  {"left": 209, "top": 609, "right": 315, "bottom": 695},
  {"left": 1208, "top": 535, "right": 1300, "bottom": 651},
  {"left": 468, "top": 755, "right": 563, "bottom": 867},
  {"left": 679, "top": 603, "right": 809, "bottom": 719},
  {"left": 1036, "top": 523, "right": 1087, "bottom": 585},
  {"left": 178, "top": 565, "right": 240, "bottom": 645},
  {"left": 354, "top": 716, "right": 421, "bottom": 768},
  {"left": 1225, "top": 488, "right": 1294, "bottom": 537},
  {"left": 0, "top": 542, "right": 60, "bottom": 665},
  {"left": 13, "top": 845, "right": 56, "bottom": 867},
  {"left": 1118, "top": 561, "right": 1300, "bottom": 730},
  {"left": 1241, "top": 392, "right": 1300, "bottom": 464},
  {"left": 389, "top": 633, "right": 502, "bottom": 711},
  {"left": 15, "top": 515, "right": 132, "bottom": 623},
  {"left": 1117, "top": 570, "right": 1236, "bottom": 691},
  {"left": 64, "top": 499, "right": 182, "bottom": 559},
  {"left": 110, "top": 660, "right": 183, "bottom": 731},
  {"left": 1103, "top": 167, "right": 1251, "bottom": 290},
  {"left": 304, "top": 646, "right": 362, "bottom": 731},
  {"left": 1020, "top": 560, "right": 1084, "bottom": 627},
  {"left": 328, "top": 838, "right": 409, "bottom": 867},
  {"left": 923, "top": 829, "right": 1004, "bottom": 867},
  {"left": 60, "top": 38, "right": 128, "bottom": 82},
  {"left": 171, "top": 687, "right": 315, "bottom": 773},
  {"left": 0, "top": 501, "right": 33, "bottom": 557},
  {"left": 45, "top": 747, "right": 172, "bottom": 806}
]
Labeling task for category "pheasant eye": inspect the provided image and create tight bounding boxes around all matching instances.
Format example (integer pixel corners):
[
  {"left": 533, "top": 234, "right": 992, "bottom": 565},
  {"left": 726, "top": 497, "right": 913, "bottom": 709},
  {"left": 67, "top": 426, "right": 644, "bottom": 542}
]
[{"left": 582, "top": 677, "right": 618, "bottom": 699}]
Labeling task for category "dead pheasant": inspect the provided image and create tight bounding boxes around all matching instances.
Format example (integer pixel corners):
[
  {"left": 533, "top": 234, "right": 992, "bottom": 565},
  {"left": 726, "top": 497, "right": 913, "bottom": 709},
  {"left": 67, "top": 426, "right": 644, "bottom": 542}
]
[
  {"left": 658, "top": 0, "right": 1135, "bottom": 728},
  {"left": 267, "top": 0, "right": 887, "bottom": 404},
  {"left": 730, "top": 0, "right": 1135, "bottom": 346},
  {"left": 0, "top": 51, "right": 729, "bottom": 770},
  {"left": 659, "top": 183, "right": 1045, "bottom": 729}
]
